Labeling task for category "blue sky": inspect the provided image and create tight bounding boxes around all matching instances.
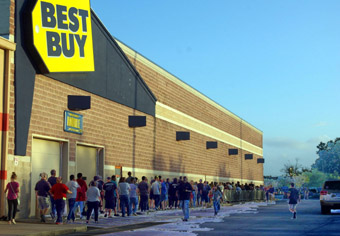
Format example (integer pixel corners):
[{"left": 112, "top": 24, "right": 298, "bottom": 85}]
[{"left": 91, "top": 1, "right": 340, "bottom": 176}]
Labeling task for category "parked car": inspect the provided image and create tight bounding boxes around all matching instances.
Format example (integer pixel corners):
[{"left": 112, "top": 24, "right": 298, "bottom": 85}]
[
  {"left": 309, "top": 187, "right": 320, "bottom": 199},
  {"left": 320, "top": 180, "right": 340, "bottom": 214}
]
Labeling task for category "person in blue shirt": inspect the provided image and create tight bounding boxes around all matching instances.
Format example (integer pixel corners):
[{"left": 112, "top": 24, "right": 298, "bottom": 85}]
[{"left": 160, "top": 176, "right": 168, "bottom": 210}]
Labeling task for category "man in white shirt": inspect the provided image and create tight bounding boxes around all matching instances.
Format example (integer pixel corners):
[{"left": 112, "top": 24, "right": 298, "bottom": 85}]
[{"left": 65, "top": 175, "right": 80, "bottom": 223}]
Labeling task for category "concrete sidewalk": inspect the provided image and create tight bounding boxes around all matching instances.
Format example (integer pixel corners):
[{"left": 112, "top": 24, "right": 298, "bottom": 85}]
[
  {"left": 0, "top": 220, "right": 87, "bottom": 236},
  {"left": 0, "top": 201, "right": 270, "bottom": 236}
]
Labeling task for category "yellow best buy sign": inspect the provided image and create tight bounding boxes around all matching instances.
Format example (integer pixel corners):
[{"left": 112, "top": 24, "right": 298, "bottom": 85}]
[{"left": 32, "top": 0, "right": 94, "bottom": 72}]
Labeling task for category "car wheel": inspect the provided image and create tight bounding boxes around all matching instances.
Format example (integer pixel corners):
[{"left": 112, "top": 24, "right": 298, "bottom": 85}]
[{"left": 321, "top": 205, "right": 331, "bottom": 214}]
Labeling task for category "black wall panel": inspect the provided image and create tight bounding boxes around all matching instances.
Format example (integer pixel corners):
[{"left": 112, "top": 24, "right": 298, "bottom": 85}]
[
  {"left": 68, "top": 96, "right": 91, "bottom": 111},
  {"left": 228, "top": 149, "right": 238, "bottom": 155},
  {"left": 14, "top": 1, "right": 156, "bottom": 155},
  {"left": 129, "top": 116, "right": 146, "bottom": 127},
  {"left": 176, "top": 132, "right": 190, "bottom": 141},
  {"left": 206, "top": 141, "right": 218, "bottom": 149}
]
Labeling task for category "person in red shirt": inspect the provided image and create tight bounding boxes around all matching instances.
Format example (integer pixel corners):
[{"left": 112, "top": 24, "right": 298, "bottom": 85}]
[
  {"left": 50, "top": 177, "right": 71, "bottom": 224},
  {"left": 75, "top": 173, "right": 87, "bottom": 219}
]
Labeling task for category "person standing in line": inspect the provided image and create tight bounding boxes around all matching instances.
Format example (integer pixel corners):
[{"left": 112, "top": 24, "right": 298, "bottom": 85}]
[
  {"left": 65, "top": 175, "right": 80, "bottom": 223},
  {"left": 4, "top": 172, "right": 19, "bottom": 224},
  {"left": 202, "top": 181, "right": 211, "bottom": 208},
  {"left": 50, "top": 177, "right": 72, "bottom": 225},
  {"left": 168, "top": 178, "right": 178, "bottom": 209},
  {"left": 212, "top": 184, "right": 223, "bottom": 216},
  {"left": 48, "top": 169, "right": 57, "bottom": 219},
  {"left": 197, "top": 179, "right": 203, "bottom": 207},
  {"left": 129, "top": 178, "right": 138, "bottom": 216},
  {"left": 137, "top": 176, "right": 149, "bottom": 213},
  {"left": 151, "top": 176, "right": 161, "bottom": 210},
  {"left": 160, "top": 177, "right": 167, "bottom": 210},
  {"left": 118, "top": 177, "right": 131, "bottom": 217},
  {"left": 75, "top": 173, "right": 87, "bottom": 219},
  {"left": 94, "top": 176, "right": 104, "bottom": 214},
  {"left": 111, "top": 175, "right": 120, "bottom": 216},
  {"left": 35, "top": 172, "right": 51, "bottom": 223},
  {"left": 177, "top": 176, "right": 193, "bottom": 221},
  {"left": 103, "top": 176, "right": 118, "bottom": 218},
  {"left": 165, "top": 178, "right": 170, "bottom": 209},
  {"left": 126, "top": 172, "right": 133, "bottom": 184},
  {"left": 149, "top": 176, "right": 155, "bottom": 209},
  {"left": 86, "top": 181, "right": 101, "bottom": 224},
  {"left": 191, "top": 181, "right": 197, "bottom": 208},
  {"left": 288, "top": 183, "right": 299, "bottom": 219}
]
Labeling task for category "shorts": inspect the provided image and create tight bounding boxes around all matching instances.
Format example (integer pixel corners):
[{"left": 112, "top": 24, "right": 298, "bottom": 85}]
[
  {"left": 38, "top": 196, "right": 49, "bottom": 210},
  {"left": 105, "top": 197, "right": 116, "bottom": 209},
  {"left": 289, "top": 204, "right": 297, "bottom": 210},
  {"left": 202, "top": 195, "right": 209, "bottom": 203},
  {"left": 160, "top": 194, "right": 167, "bottom": 202}
]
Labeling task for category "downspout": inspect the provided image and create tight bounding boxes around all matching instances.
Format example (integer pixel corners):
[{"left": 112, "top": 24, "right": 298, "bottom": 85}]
[{"left": 0, "top": 39, "right": 16, "bottom": 217}]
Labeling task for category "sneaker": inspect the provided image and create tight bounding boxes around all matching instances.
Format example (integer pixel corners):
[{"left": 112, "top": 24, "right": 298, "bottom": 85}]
[
  {"left": 114, "top": 214, "right": 119, "bottom": 217},
  {"left": 56, "top": 222, "right": 63, "bottom": 225},
  {"left": 8, "top": 220, "right": 12, "bottom": 225},
  {"left": 104, "top": 214, "right": 107, "bottom": 218},
  {"left": 182, "top": 218, "right": 188, "bottom": 222},
  {"left": 11, "top": 219, "right": 16, "bottom": 225},
  {"left": 41, "top": 215, "right": 46, "bottom": 223},
  {"left": 86, "top": 220, "right": 89, "bottom": 224}
]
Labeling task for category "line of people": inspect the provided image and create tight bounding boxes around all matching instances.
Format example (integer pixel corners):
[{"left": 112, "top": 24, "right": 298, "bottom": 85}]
[{"left": 4, "top": 170, "right": 265, "bottom": 225}]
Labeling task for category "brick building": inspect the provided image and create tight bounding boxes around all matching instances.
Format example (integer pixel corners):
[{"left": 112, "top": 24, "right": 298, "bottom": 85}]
[{"left": 0, "top": 0, "right": 264, "bottom": 218}]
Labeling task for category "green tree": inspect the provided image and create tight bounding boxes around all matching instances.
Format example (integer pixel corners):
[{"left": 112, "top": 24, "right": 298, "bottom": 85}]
[
  {"left": 313, "top": 138, "right": 340, "bottom": 174},
  {"left": 302, "top": 169, "right": 328, "bottom": 187}
]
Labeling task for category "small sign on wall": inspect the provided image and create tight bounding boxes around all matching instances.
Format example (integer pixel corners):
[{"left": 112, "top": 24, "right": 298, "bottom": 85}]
[
  {"left": 14, "top": 157, "right": 18, "bottom": 166},
  {"left": 64, "top": 111, "right": 83, "bottom": 134}
]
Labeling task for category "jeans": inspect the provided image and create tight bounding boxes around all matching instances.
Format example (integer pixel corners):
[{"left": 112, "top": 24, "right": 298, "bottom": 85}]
[
  {"left": 169, "top": 195, "right": 178, "bottom": 208},
  {"left": 7, "top": 199, "right": 18, "bottom": 220},
  {"left": 153, "top": 194, "right": 160, "bottom": 210},
  {"left": 197, "top": 193, "right": 202, "bottom": 206},
  {"left": 129, "top": 197, "right": 138, "bottom": 214},
  {"left": 55, "top": 199, "right": 65, "bottom": 223},
  {"left": 87, "top": 201, "right": 99, "bottom": 222},
  {"left": 139, "top": 195, "right": 148, "bottom": 212},
  {"left": 182, "top": 200, "right": 190, "bottom": 220},
  {"left": 120, "top": 195, "right": 130, "bottom": 216},
  {"left": 74, "top": 201, "right": 84, "bottom": 218},
  {"left": 50, "top": 195, "right": 56, "bottom": 217},
  {"left": 213, "top": 200, "right": 220, "bottom": 214},
  {"left": 67, "top": 198, "right": 76, "bottom": 221},
  {"left": 192, "top": 191, "right": 196, "bottom": 207}
]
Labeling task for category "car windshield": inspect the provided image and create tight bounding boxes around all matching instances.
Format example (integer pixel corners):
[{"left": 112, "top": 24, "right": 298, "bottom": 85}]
[{"left": 324, "top": 181, "right": 340, "bottom": 190}]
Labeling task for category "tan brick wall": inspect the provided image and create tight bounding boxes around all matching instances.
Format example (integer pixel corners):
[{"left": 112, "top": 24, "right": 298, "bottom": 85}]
[
  {"left": 154, "top": 119, "right": 263, "bottom": 182},
  {"left": 25, "top": 75, "right": 155, "bottom": 169},
  {"left": 126, "top": 55, "right": 263, "bottom": 149},
  {"left": 7, "top": 74, "right": 263, "bottom": 182}
]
